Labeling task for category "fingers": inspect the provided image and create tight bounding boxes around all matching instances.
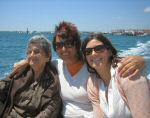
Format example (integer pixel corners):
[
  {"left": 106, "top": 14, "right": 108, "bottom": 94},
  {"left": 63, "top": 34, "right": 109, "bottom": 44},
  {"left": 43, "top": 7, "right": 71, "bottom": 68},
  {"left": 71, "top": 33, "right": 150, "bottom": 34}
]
[
  {"left": 118, "top": 56, "right": 145, "bottom": 78},
  {"left": 118, "top": 63, "right": 134, "bottom": 77},
  {"left": 10, "top": 60, "right": 29, "bottom": 78},
  {"left": 125, "top": 69, "right": 140, "bottom": 79},
  {"left": 121, "top": 56, "right": 145, "bottom": 70},
  {"left": 119, "top": 64, "right": 139, "bottom": 78},
  {"left": 13, "top": 59, "right": 28, "bottom": 72},
  {"left": 118, "top": 57, "right": 139, "bottom": 77},
  {"left": 118, "top": 57, "right": 134, "bottom": 74}
]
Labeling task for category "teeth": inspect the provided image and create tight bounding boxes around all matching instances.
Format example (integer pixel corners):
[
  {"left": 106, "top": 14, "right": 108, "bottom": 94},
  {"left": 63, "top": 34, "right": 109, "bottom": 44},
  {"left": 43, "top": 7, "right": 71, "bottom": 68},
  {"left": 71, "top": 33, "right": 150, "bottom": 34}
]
[
  {"left": 62, "top": 53, "right": 69, "bottom": 56},
  {"left": 94, "top": 58, "right": 101, "bottom": 61}
]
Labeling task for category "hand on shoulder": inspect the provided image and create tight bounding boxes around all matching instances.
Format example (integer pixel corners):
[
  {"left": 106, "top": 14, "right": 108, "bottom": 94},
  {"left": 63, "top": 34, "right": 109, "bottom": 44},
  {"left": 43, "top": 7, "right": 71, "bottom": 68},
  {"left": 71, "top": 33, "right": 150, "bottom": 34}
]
[{"left": 117, "top": 56, "right": 146, "bottom": 79}]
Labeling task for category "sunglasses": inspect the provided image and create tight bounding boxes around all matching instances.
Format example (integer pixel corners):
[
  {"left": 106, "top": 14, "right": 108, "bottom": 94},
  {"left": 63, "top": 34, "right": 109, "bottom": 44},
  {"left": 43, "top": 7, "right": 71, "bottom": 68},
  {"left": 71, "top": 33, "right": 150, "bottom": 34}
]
[
  {"left": 84, "top": 45, "right": 107, "bottom": 55},
  {"left": 55, "top": 41, "right": 75, "bottom": 50}
]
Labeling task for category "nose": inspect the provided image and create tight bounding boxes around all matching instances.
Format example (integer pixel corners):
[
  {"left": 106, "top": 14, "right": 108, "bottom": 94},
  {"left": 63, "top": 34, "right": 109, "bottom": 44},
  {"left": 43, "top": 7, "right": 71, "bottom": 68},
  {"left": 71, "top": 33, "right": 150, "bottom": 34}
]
[
  {"left": 31, "top": 51, "right": 34, "bottom": 56},
  {"left": 61, "top": 45, "right": 67, "bottom": 51},
  {"left": 29, "top": 51, "right": 35, "bottom": 57},
  {"left": 91, "top": 49, "right": 97, "bottom": 55}
]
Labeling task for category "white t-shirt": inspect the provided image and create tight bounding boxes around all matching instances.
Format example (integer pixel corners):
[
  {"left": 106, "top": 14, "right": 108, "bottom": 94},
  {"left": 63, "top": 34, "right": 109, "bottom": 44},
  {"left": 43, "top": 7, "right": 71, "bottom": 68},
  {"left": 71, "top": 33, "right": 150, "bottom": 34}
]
[
  {"left": 52, "top": 59, "right": 93, "bottom": 118},
  {"left": 99, "top": 67, "right": 131, "bottom": 118}
]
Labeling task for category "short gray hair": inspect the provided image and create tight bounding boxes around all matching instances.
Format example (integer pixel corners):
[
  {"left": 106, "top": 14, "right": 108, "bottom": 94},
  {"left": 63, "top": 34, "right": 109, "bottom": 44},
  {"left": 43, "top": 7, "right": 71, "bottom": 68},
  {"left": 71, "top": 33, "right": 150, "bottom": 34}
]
[{"left": 27, "top": 35, "right": 51, "bottom": 57}]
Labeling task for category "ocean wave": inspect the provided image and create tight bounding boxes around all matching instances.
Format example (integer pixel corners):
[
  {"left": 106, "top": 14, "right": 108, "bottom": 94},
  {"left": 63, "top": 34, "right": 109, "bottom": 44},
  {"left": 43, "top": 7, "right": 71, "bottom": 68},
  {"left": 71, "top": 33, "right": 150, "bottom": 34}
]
[
  {"left": 0, "top": 72, "right": 9, "bottom": 80},
  {"left": 119, "top": 40, "right": 150, "bottom": 56}
]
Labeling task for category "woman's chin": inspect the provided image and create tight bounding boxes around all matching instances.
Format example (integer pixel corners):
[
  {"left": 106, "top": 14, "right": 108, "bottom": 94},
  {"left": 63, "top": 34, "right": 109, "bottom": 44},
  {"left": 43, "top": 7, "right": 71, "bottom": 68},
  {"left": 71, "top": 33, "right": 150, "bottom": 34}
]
[
  {"left": 91, "top": 62, "right": 102, "bottom": 69},
  {"left": 91, "top": 63, "right": 98, "bottom": 69}
]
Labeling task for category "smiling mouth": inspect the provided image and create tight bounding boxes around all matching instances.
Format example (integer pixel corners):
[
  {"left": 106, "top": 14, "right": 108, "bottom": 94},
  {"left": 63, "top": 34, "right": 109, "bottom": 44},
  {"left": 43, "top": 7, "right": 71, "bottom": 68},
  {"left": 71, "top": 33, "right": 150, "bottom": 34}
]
[
  {"left": 92, "top": 58, "right": 102, "bottom": 63},
  {"left": 61, "top": 52, "right": 70, "bottom": 56}
]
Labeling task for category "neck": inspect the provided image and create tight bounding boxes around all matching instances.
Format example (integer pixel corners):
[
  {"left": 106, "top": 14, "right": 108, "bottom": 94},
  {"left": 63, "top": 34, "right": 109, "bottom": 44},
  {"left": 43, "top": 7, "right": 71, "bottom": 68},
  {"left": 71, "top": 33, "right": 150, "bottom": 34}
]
[
  {"left": 33, "top": 65, "right": 45, "bottom": 81},
  {"left": 66, "top": 59, "right": 84, "bottom": 76},
  {"left": 96, "top": 63, "right": 112, "bottom": 104},
  {"left": 96, "top": 64, "right": 111, "bottom": 87}
]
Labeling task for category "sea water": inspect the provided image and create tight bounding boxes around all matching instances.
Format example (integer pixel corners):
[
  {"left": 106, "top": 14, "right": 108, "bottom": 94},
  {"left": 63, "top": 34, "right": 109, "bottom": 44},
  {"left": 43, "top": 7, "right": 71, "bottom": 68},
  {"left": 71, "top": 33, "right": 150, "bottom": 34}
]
[{"left": 0, "top": 31, "right": 150, "bottom": 79}]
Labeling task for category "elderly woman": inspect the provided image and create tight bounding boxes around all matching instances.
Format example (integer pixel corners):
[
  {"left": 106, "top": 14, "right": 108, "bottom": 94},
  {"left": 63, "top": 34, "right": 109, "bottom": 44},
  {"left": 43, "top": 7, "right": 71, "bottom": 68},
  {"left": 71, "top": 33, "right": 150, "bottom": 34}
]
[
  {"left": 0, "top": 35, "right": 62, "bottom": 118},
  {"left": 81, "top": 33, "right": 150, "bottom": 118}
]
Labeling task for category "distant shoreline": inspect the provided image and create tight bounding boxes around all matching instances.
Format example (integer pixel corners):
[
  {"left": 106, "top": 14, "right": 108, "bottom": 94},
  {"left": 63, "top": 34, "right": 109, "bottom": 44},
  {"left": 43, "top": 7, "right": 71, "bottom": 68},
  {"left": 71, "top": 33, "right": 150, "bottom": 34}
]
[{"left": 0, "top": 29, "right": 150, "bottom": 36}]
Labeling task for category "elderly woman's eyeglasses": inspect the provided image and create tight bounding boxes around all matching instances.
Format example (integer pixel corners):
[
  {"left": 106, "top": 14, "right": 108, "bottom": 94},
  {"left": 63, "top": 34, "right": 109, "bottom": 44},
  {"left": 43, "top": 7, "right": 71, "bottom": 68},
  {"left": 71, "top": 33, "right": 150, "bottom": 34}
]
[
  {"left": 84, "top": 45, "right": 107, "bottom": 55},
  {"left": 55, "top": 41, "right": 75, "bottom": 50}
]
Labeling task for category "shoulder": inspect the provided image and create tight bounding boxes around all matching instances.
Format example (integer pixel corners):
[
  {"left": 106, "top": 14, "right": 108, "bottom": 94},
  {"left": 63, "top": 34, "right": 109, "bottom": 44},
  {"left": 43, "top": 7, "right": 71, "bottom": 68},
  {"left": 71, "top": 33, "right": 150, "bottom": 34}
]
[
  {"left": 87, "top": 74, "right": 100, "bottom": 95},
  {"left": 88, "top": 74, "right": 99, "bottom": 86},
  {"left": 116, "top": 66, "right": 148, "bottom": 91},
  {"left": 87, "top": 74, "right": 101, "bottom": 108}
]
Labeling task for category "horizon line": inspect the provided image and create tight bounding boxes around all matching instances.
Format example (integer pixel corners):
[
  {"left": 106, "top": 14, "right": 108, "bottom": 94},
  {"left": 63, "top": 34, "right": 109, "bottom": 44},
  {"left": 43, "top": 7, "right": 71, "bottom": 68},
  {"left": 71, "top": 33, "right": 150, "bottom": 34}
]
[{"left": 0, "top": 28, "right": 150, "bottom": 32}]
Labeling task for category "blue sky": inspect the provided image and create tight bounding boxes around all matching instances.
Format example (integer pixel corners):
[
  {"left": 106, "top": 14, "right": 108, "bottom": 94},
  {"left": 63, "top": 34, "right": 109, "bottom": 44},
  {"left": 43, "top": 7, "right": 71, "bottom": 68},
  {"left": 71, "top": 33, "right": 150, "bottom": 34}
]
[{"left": 0, "top": 0, "right": 150, "bottom": 32}]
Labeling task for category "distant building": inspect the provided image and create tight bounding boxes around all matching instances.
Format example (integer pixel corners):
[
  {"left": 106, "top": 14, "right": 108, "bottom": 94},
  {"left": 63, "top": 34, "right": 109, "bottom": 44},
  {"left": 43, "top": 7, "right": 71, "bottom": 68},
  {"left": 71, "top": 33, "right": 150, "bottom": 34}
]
[{"left": 111, "top": 29, "right": 150, "bottom": 36}]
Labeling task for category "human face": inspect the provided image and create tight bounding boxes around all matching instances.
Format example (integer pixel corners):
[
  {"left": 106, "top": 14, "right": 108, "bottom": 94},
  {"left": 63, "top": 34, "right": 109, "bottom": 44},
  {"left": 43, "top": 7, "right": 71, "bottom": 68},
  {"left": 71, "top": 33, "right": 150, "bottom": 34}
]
[
  {"left": 27, "top": 45, "right": 50, "bottom": 71},
  {"left": 55, "top": 40, "right": 75, "bottom": 50},
  {"left": 85, "top": 39, "right": 111, "bottom": 70},
  {"left": 55, "top": 36, "right": 78, "bottom": 64}
]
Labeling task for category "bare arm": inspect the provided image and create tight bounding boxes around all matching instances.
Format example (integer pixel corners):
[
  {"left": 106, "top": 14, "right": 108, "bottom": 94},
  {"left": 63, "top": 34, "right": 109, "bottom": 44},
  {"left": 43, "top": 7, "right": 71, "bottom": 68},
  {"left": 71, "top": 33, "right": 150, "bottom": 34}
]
[{"left": 13, "top": 59, "right": 28, "bottom": 69}]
